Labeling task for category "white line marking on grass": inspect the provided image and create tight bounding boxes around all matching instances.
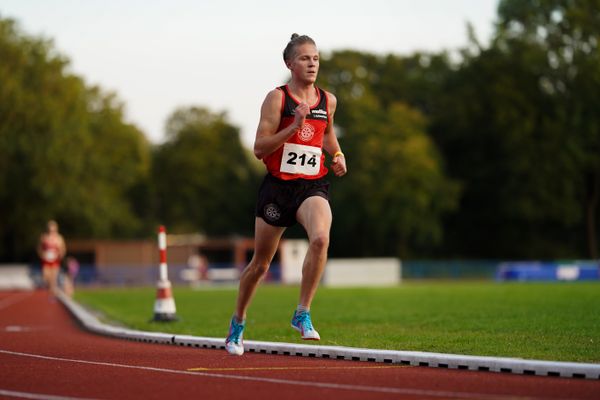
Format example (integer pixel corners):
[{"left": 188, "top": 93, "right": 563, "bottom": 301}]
[
  {"left": 0, "top": 389, "right": 98, "bottom": 400},
  {"left": 0, "top": 292, "right": 33, "bottom": 311},
  {"left": 0, "top": 349, "right": 560, "bottom": 400}
]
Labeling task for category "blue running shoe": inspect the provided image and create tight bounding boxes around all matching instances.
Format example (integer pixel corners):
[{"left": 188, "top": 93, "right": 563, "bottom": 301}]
[
  {"left": 291, "top": 310, "right": 320, "bottom": 340},
  {"left": 225, "top": 316, "right": 245, "bottom": 355}
]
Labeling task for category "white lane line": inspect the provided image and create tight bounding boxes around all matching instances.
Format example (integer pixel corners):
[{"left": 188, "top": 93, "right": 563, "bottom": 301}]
[
  {"left": 2, "top": 325, "right": 52, "bottom": 333},
  {"left": 0, "top": 292, "right": 33, "bottom": 311},
  {"left": 0, "top": 389, "right": 98, "bottom": 400},
  {"left": 0, "top": 349, "right": 556, "bottom": 400}
]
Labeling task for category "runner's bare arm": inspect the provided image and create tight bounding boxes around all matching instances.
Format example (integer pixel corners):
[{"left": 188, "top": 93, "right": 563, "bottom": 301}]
[
  {"left": 36, "top": 235, "right": 44, "bottom": 258},
  {"left": 59, "top": 235, "right": 67, "bottom": 258},
  {"left": 322, "top": 93, "right": 347, "bottom": 177},
  {"left": 253, "top": 89, "right": 309, "bottom": 160}
]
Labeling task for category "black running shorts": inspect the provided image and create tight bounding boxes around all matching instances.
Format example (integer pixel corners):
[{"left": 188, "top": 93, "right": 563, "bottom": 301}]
[{"left": 255, "top": 174, "right": 330, "bottom": 227}]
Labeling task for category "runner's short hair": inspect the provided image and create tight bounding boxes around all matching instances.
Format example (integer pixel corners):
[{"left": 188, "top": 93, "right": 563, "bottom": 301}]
[{"left": 283, "top": 33, "right": 316, "bottom": 63}]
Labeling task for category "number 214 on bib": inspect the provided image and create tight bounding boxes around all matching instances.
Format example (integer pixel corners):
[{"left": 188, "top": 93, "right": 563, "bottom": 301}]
[{"left": 280, "top": 143, "right": 321, "bottom": 176}]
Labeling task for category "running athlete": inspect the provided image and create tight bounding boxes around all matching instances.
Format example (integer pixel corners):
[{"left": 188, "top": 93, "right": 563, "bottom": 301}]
[
  {"left": 226, "top": 34, "right": 347, "bottom": 355},
  {"left": 37, "top": 220, "right": 67, "bottom": 294}
]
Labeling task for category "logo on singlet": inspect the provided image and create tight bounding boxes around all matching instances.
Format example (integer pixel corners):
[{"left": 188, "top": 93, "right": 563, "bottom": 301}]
[
  {"left": 311, "top": 108, "right": 328, "bottom": 120},
  {"left": 264, "top": 203, "right": 281, "bottom": 221},
  {"left": 298, "top": 123, "right": 315, "bottom": 142}
]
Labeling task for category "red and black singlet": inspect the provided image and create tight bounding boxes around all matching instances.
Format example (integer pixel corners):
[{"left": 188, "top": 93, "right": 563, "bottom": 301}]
[
  {"left": 262, "top": 85, "right": 329, "bottom": 180},
  {"left": 40, "top": 238, "right": 61, "bottom": 268}
]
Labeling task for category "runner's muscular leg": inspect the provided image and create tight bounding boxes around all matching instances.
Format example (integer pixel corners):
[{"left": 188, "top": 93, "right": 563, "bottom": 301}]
[
  {"left": 235, "top": 217, "right": 285, "bottom": 321},
  {"left": 296, "top": 196, "right": 332, "bottom": 308}
]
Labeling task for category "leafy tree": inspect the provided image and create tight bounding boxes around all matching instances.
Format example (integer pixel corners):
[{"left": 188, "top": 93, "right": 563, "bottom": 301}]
[
  {"left": 0, "top": 16, "right": 151, "bottom": 261},
  {"left": 428, "top": 40, "right": 583, "bottom": 257},
  {"left": 422, "top": 0, "right": 600, "bottom": 258},
  {"left": 63, "top": 88, "right": 151, "bottom": 238},
  {"left": 495, "top": 0, "right": 600, "bottom": 257},
  {"left": 153, "top": 107, "right": 261, "bottom": 236},
  {"left": 319, "top": 51, "right": 460, "bottom": 257}
]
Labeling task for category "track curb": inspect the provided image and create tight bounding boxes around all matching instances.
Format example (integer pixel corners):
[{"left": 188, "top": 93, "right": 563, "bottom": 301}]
[{"left": 57, "top": 292, "right": 600, "bottom": 380}]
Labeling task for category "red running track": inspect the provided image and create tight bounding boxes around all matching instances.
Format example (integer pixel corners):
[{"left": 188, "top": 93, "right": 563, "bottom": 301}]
[{"left": 0, "top": 290, "right": 598, "bottom": 400}]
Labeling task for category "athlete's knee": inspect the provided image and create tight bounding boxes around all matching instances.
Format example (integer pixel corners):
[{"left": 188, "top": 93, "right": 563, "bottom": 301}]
[
  {"left": 246, "top": 259, "right": 271, "bottom": 277},
  {"left": 309, "top": 231, "right": 330, "bottom": 252}
]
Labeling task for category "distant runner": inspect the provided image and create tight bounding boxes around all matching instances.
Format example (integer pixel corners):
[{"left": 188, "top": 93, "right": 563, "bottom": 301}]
[{"left": 37, "top": 220, "right": 66, "bottom": 294}]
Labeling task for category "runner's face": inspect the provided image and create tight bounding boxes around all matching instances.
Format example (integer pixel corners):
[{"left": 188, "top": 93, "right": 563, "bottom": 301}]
[{"left": 289, "top": 44, "right": 319, "bottom": 83}]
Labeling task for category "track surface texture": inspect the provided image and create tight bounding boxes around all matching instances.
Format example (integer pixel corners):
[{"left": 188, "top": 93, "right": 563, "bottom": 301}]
[{"left": 1, "top": 290, "right": 598, "bottom": 400}]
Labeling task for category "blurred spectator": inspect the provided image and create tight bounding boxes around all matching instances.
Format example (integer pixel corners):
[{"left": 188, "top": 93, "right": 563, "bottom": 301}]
[{"left": 62, "top": 256, "right": 80, "bottom": 297}]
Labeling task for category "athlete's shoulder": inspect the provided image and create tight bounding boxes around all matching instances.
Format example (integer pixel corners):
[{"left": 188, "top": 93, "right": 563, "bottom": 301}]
[
  {"left": 325, "top": 91, "right": 337, "bottom": 103},
  {"left": 318, "top": 87, "right": 336, "bottom": 102},
  {"left": 264, "top": 87, "right": 284, "bottom": 103},
  {"left": 261, "top": 88, "right": 284, "bottom": 111},
  {"left": 321, "top": 89, "right": 337, "bottom": 113}
]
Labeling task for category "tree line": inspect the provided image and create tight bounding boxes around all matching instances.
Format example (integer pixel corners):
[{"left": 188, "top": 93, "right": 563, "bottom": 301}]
[{"left": 1, "top": 0, "right": 599, "bottom": 262}]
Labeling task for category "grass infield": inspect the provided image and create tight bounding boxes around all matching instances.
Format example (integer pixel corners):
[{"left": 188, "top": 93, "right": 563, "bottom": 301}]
[{"left": 74, "top": 281, "right": 600, "bottom": 363}]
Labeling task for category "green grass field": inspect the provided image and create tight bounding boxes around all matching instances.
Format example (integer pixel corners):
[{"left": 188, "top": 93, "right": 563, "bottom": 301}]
[{"left": 74, "top": 281, "right": 600, "bottom": 363}]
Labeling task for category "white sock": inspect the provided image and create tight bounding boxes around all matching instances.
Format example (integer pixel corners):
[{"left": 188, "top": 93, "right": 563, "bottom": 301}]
[{"left": 296, "top": 304, "right": 310, "bottom": 313}]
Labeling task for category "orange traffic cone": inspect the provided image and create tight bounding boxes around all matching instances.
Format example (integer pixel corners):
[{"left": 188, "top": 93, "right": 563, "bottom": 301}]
[{"left": 152, "top": 225, "right": 178, "bottom": 322}]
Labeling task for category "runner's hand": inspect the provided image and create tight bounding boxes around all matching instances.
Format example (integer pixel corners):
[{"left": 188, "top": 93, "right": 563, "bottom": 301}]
[
  {"left": 293, "top": 102, "right": 310, "bottom": 129},
  {"left": 331, "top": 154, "right": 347, "bottom": 177}
]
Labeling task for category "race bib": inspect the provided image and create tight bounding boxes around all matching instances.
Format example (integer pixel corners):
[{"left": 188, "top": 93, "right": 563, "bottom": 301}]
[
  {"left": 280, "top": 143, "right": 321, "bottom": 176},
  {"left": 44, "top": 249, "right": 58, "bottom": 262}
]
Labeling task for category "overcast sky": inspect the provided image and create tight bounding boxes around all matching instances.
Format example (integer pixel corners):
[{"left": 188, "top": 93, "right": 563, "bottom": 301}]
[{"left": 2, "top": 0, "right": 499, "bottom": 147}]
